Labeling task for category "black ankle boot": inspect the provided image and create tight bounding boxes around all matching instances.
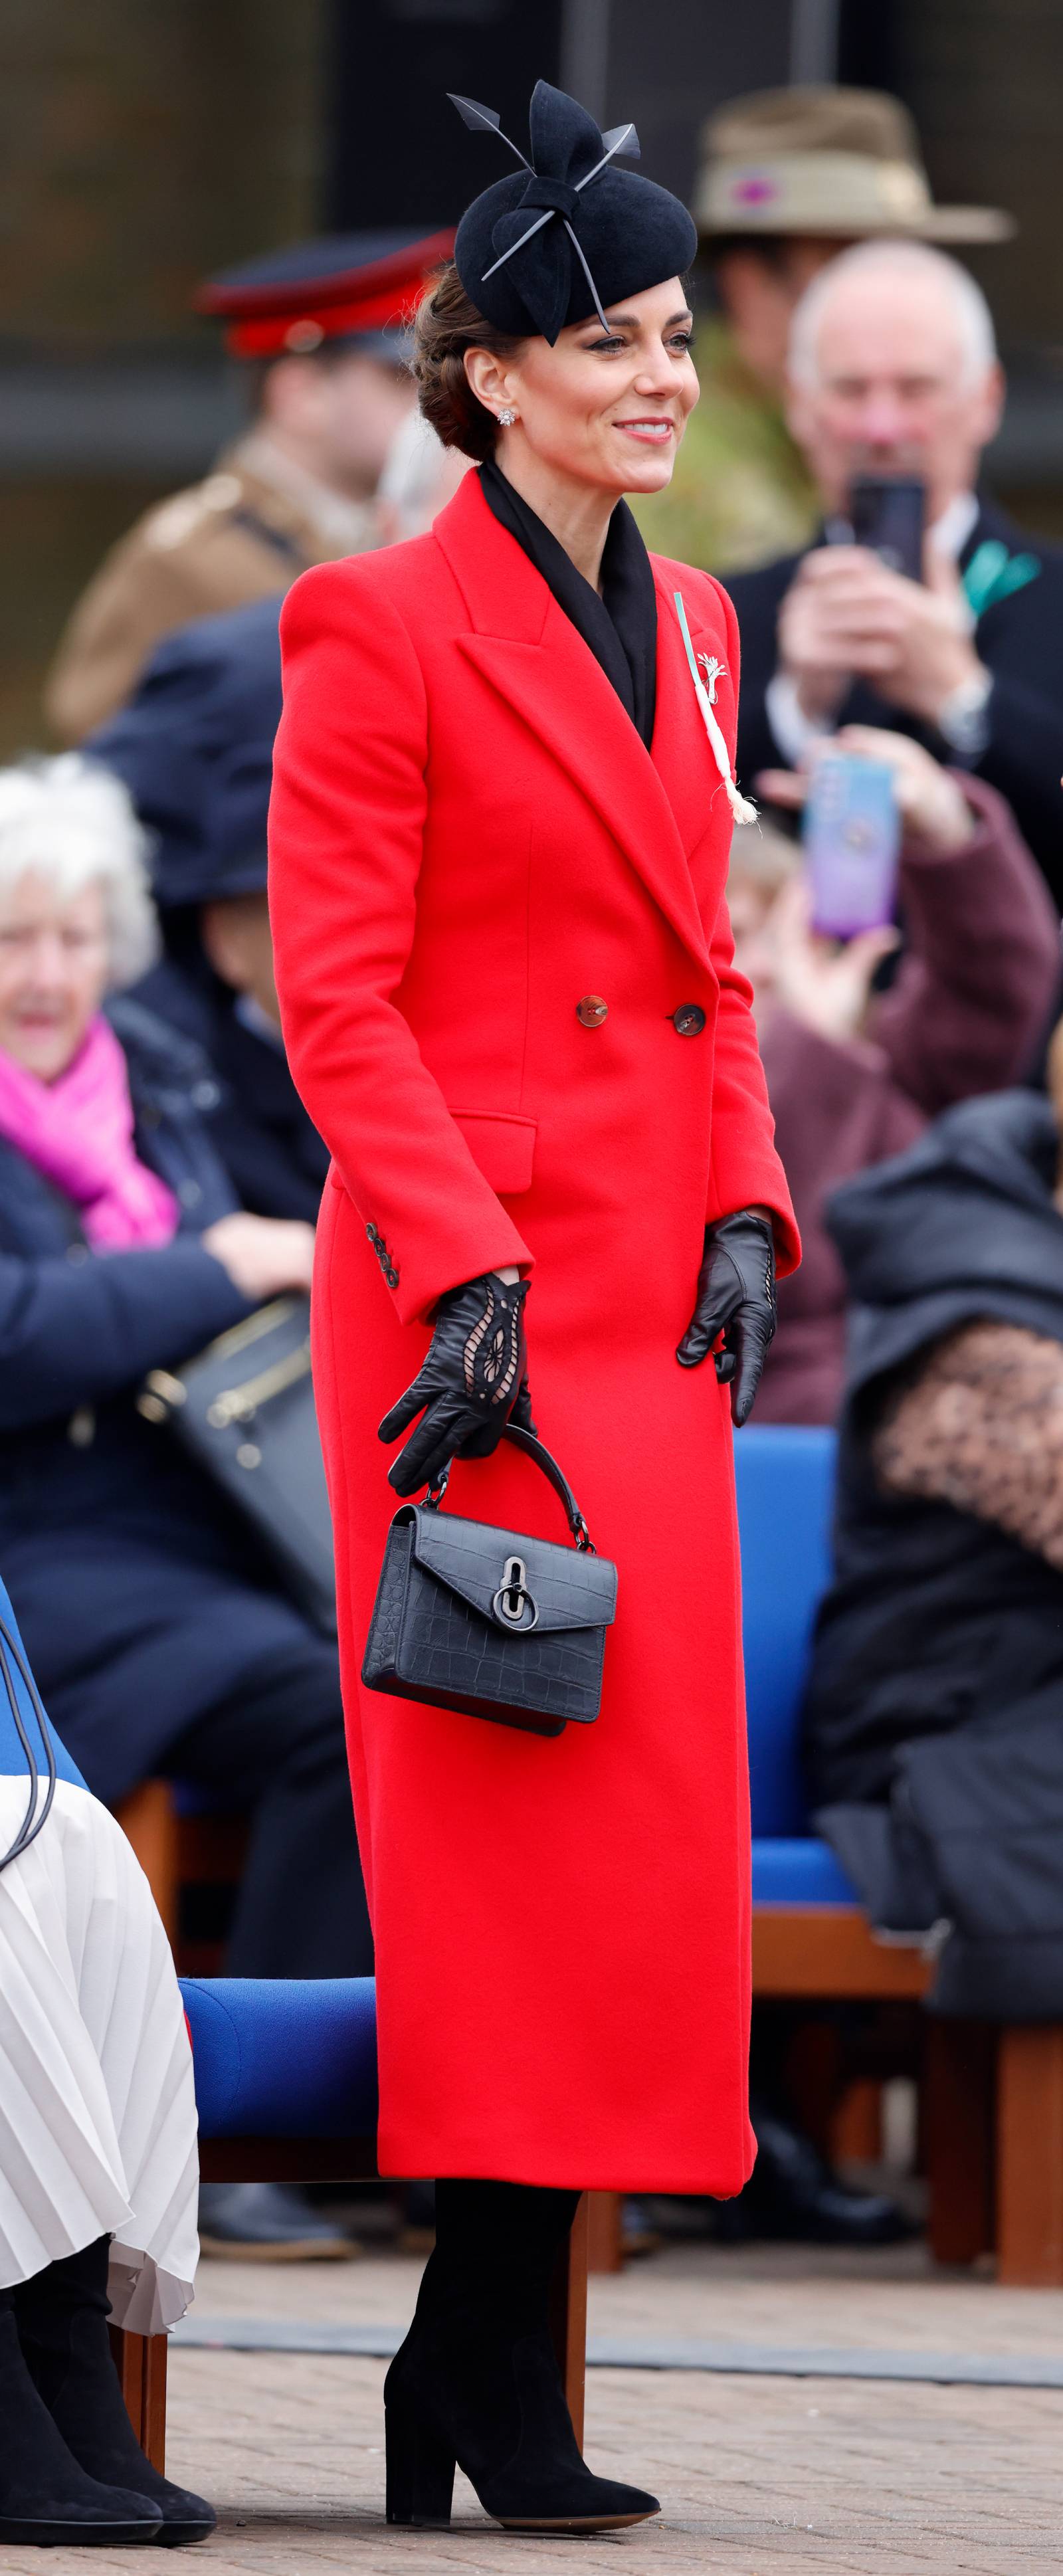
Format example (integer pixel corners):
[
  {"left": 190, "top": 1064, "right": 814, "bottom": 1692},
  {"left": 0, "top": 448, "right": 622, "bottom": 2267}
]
[
  {"left": 14, "top": 2239, "right": 216, "bottom": 2548},
  {"left": 384, "top": 2181, "right": 660, "bottom": 2533},
  {"left": 0, "top": 2287, "right": 162, "bottom": 2547}
]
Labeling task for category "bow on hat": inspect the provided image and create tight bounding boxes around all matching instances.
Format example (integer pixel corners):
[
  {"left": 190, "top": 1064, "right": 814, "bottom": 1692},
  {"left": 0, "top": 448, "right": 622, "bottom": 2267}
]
[{"left": 450, "top": 82, "right": 639, "bottom": 344}]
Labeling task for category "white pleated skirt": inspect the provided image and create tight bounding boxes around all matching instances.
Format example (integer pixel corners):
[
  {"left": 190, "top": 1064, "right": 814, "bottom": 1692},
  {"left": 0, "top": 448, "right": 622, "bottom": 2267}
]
[{"left": 0, "top": 1775, "right": 198, "bottom": 2333}]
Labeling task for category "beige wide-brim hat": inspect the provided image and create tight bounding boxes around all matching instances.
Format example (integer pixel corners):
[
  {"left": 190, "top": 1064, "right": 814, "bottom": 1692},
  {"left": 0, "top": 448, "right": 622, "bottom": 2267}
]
[{"left": 694, "top": 86, "right": 1015, "bottom": 244}]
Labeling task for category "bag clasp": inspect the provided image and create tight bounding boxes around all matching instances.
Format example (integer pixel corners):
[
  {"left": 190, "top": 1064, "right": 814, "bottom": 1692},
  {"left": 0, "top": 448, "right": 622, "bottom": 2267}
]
[{"left": 492, "top": 1553, "right": 539, "bottom": 1631}]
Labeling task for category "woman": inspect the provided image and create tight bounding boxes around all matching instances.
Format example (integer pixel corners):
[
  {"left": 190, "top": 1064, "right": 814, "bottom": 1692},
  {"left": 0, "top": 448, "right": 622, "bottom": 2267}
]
[
  {"left": 0, "top": 1575, "right": 213, "bottom": 2544},
  {"left": 0, "top": 755, "right": 371, "bottom": 2195},
  {"left": 270, "top": 81, "right": 799, "bottom": 2532},
  {"left": 803, "top": 1026, "right": 1063, "bottom": 2023}
]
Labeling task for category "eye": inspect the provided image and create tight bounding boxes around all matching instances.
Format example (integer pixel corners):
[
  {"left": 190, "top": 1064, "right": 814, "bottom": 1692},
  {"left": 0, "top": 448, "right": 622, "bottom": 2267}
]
[
  {"left": 668, "top": 331, "right": 693, "bottom": 353},
  {"left": 587, "top": 334, "right": 627, "bottom": 353}
]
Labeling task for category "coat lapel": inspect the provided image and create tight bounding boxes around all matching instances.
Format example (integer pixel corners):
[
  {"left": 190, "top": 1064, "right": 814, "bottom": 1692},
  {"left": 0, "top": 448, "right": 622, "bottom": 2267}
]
[{"left": 434, "top": 476, "right": 726, "bottom": 971}]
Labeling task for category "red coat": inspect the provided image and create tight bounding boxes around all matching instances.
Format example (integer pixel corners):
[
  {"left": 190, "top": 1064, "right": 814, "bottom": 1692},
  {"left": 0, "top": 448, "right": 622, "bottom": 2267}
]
[{"left": 269, "top": 470, "right": 798, "bottom": 2192}]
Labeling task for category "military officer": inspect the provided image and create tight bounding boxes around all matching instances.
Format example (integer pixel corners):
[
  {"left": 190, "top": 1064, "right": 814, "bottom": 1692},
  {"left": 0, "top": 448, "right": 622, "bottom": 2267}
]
[
  {"left": 46, "top": 226, "right": 452, "bottom": 743},
  {"left": 633, "top": 87, "right": 1013, "bottom": 575},
  {"left": 88, "top": 595, "right": 328, "bottom": 1224}
]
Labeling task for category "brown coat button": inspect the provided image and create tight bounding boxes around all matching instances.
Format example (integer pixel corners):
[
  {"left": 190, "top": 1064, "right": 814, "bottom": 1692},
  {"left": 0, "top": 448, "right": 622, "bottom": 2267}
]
[
  {"left": 576, "top": 995, "right": 609, "bottom": 1029},
  {"left": 672, "top": 1003, "right": 706, "bottom": 1036}
]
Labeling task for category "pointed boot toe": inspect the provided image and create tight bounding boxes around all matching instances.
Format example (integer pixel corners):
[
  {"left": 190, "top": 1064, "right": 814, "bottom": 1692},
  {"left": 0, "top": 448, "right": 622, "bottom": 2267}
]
[{"left": 151, "top": 2482, "right": 217, "bottom": 2547}]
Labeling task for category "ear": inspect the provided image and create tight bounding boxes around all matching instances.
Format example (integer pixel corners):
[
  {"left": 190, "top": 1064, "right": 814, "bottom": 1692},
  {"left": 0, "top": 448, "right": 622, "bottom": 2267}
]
[
  {"left": 975, "top": 359, "right": 1007, "bottom": 447},
  {"left": 782, "top": 373, "right": 811, "bottom": 446},
  {"left": 464, "top": 346, "right": 514, "bottom": 415}
]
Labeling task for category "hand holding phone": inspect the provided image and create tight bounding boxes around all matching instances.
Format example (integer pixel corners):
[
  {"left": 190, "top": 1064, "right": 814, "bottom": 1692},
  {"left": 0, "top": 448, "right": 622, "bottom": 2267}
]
[
  {"left": 803, "top": 752, "right": 901, "bottom": 940},
  {"left": 844, "top": 476, "right": 925, "bottom": 582}
]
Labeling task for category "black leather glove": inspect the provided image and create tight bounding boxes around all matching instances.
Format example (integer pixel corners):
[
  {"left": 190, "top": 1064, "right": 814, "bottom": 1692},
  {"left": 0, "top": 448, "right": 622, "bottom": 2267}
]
[
  {"left": 676, "top": 1211, "right": 777, "bottom": 1428},
  {"left": 379, "top": 1271, "right": 533, "bottom": 1496}
]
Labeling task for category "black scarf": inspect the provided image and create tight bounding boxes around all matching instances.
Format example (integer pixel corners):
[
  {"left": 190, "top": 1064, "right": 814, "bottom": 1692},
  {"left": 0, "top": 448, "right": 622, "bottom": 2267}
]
[{"left": 478, "top": 458, "right": 658, "bottom": 750}]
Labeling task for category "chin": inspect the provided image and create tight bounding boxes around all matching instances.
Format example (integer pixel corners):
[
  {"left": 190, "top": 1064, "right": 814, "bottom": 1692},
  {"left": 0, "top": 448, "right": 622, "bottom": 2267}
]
[
  {"left": 603, "top": 437, "right": 678, "bottom": 498},
  {"left": 619, "top": 456, "right": 677, "bottom": 498}
]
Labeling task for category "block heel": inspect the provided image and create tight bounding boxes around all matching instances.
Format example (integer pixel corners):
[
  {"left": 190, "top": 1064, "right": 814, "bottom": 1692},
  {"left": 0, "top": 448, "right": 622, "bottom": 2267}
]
[{"left": 385, "top": 2395, "right": 456, "bottom": 2527}]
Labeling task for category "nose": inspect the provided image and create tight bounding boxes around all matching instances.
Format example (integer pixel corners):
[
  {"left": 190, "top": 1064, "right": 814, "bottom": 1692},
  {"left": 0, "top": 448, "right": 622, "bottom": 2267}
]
[
  {"left": 25, "top": 931, "right": 70, "bottom": 989},
  {"left": 854, "top": 393, "right": 912, "bottom": 450},
  {"left": 632, "top": 345, "right": 680, "bottom": 399}
]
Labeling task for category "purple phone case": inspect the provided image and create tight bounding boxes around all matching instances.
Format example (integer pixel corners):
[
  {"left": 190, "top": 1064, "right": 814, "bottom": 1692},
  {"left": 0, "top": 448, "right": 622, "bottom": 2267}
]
[{"left": 803, "top": 756, "right": 901, "bottom": 940}]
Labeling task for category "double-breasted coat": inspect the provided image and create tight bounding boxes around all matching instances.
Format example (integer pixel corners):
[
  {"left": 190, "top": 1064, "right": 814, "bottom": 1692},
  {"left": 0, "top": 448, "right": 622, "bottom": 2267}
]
[{"left": 269, "top": 468, "right": 799, "bottom": 2192}]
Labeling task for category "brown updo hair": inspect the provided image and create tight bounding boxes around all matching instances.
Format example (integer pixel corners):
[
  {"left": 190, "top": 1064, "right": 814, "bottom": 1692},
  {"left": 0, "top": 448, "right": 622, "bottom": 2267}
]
[{"left": 412, "top": 262, "right": 527, "bottom": 464}]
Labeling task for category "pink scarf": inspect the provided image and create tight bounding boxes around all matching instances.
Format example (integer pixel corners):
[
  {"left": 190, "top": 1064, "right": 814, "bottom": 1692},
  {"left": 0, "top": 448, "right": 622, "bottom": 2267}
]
[{"left": 0, "top": 1015, "right": 179, "bottom": 1250}]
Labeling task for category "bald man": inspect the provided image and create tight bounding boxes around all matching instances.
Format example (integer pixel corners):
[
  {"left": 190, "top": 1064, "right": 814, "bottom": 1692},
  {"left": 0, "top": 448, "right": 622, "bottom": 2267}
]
[{"left": 726, "top": 240, "right": 1063, "bottom": 905}]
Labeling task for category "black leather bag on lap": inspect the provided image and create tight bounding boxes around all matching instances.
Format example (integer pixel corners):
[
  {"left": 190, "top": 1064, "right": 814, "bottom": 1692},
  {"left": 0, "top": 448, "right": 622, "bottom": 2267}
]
[
  {"left": 137, "top": 1294, "right": 336, "bottom": 1637},
  {"left": 362, "top": 1425, "right": 617, "bottom": 1735}
]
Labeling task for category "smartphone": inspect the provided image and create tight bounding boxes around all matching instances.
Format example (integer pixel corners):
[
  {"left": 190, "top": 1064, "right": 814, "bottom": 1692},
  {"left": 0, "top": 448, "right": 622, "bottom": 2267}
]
[
  {"left": 846, "top": 475, "right": 925, "bottom": 581},
  {"left": 803, "top": 754, "right": 901, "bottom": 940}
]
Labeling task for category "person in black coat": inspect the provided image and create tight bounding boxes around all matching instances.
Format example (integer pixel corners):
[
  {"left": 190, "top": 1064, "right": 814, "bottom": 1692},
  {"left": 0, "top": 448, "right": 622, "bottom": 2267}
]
[
  {"left": 725, "top": 238, "right": 1063, "bottom": 906},
  {"left": 88, "top": 599, "right": 329, "bottom": 1223},
  {"left": 803, "top": 1056, "right": 1063, "bottom": 2022},
  {"left": 0, "top": 753, "right": 369, "bottom": 2253}
]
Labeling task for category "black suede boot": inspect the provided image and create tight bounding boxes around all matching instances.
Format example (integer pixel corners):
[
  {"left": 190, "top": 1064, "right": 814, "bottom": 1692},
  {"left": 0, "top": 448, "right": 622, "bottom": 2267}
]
[
  {"left": 384, "top": 2180, "right": 660, "bottom": 2533},
  {"left": 0, "top": 2286, "right": 162, "bottom": 2546},
  {"left": 14, "top": 2239, "right": 215, "bottom": 2548}
]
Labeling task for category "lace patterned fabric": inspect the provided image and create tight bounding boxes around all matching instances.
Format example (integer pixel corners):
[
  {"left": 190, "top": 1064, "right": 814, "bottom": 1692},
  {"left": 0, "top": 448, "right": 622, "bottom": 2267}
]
[{"left": 873, "top": 1318, "right": 1063, "bottom": 1570}]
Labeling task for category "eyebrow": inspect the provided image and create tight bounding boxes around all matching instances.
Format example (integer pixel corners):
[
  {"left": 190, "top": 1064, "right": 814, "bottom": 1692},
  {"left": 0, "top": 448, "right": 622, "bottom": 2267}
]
[{"left": 585, "top": 308, "right": 693, "bottom": 333}]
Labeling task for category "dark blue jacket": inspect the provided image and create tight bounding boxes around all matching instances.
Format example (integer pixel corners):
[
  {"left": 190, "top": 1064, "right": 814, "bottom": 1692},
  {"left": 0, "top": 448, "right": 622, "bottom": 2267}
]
[
  {"left": 133, "top": 955, "right": 329, "bottom": 1225},
  {"left": 0, "top": 1001, "right": 329, "bottom": 1804},
  {"left": 726, "top": 500, "right": 1063, "bottom": 906}
]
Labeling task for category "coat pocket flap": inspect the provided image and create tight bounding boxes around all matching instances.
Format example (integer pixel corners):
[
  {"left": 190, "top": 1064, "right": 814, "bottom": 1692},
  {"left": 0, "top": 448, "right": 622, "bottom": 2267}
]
[
  {"left": 452, "top": 1112, "right": 537, "bottom": 1195},
  {"left": 409, "top": 1506, "right": 617, "bottom": 1633}
]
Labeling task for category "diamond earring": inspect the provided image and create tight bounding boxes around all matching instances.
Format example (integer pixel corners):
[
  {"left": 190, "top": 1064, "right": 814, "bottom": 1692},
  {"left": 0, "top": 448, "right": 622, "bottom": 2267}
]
[{"left": 496, "top": 406, "right": 518, "bottom": 427}]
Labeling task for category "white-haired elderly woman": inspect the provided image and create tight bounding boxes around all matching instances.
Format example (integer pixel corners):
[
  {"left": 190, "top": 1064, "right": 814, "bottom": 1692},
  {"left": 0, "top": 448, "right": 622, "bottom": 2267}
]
[{"left": 0, "top": 758, "right": 373, "bottom": 2256}]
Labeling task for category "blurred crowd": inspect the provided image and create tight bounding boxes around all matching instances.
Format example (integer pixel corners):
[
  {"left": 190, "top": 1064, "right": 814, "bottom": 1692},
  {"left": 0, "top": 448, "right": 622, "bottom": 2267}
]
[{"left": 4, "top": 77, "right": 1063, "bottom": 2258}]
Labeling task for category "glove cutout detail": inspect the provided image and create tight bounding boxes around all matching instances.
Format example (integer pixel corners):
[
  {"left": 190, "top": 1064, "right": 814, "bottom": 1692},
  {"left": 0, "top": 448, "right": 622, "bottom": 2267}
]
[{"left": 379, "top": 1272, "right": 533, "bottom": 1496}]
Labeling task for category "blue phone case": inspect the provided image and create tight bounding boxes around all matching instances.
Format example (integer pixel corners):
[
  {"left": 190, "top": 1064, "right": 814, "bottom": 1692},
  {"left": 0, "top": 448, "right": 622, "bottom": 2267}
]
[{"left": 803, "top": 755, "right": 900, "bottom": 940}]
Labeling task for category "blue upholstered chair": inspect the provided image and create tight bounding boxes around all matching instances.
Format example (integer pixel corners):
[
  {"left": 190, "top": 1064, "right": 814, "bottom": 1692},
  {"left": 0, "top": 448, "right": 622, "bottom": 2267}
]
[
  {"left": 179, "top": 1975, "right": 377, "bottom": 2145},
  {"left": 733, "top": 1426, "right": 858, "bottom": 1910}
]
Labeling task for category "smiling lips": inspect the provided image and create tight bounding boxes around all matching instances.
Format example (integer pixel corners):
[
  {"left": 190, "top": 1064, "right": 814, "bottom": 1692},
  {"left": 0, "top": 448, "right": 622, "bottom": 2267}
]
[{"left": 615, "top": 417, "right": 675, "bottom": 442}]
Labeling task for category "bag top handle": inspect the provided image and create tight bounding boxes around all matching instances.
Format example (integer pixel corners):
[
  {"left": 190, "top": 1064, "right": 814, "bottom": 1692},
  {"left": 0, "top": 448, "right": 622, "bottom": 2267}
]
[{"left": 425, "top": 1423, "right": 595, "bottom": 1552}]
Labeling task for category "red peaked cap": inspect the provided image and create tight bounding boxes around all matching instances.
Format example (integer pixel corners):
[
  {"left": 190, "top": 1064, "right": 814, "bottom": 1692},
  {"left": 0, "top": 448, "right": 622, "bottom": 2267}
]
[{"left": 195, "top": 227, "right": 455, "bottom": 359}]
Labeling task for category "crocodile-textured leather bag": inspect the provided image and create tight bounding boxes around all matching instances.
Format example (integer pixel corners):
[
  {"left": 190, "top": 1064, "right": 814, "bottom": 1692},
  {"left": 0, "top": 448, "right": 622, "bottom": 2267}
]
[{"left": 361, "top": 1425, "right": 617, "bottom": 1736}]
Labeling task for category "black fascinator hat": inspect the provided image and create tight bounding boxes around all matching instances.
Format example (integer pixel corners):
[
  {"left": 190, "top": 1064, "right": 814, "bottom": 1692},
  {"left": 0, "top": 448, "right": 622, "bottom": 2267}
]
[{"left": 451, "top": 80, "right": 697, "bottom": 345}]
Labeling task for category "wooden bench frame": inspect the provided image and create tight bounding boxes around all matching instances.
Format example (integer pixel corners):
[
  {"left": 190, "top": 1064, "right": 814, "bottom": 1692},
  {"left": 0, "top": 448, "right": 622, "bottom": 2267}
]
[
  {"left": 587, "top": 1909, "right": 1063, "bottom": 2286},
  {"left": 752, "top": 1903, "right": 1063, "bottom": 2285}
]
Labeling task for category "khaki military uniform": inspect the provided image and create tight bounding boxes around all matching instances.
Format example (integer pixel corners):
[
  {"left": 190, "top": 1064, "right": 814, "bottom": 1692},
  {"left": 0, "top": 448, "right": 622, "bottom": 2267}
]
[
  {"left": 45, "top": 435, "right": 377, "bottom": 745},
  {"left": 632, "top": 320, "right": 819, "bottom": 578}
]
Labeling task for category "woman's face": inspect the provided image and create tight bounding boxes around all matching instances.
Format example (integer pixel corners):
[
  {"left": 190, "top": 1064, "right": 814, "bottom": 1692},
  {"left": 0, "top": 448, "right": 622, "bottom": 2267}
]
[
  {"left": 475, "top": 277, "right": 698, "bottom": 497},
  {"left": 0, "top": 872, "right": 110, "bottom": 1081}
]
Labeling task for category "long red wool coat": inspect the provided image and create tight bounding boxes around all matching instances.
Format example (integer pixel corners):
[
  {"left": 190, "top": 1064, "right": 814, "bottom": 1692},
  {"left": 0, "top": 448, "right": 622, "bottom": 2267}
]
[{"left": 269, "top": 469, "right": 799, "bottom": 2193}]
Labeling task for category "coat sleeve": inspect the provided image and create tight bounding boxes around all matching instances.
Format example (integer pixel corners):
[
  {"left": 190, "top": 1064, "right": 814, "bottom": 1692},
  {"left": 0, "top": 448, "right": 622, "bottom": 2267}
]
[
  {"left": 702, "top": 575, "right": 801, "bottom": 1277},
  {"left": 870, "top": 775, "right": 1062, "bottom": 1118},
  {"left": 0, "top": 1240, "right": 250, "bottom": 1432},
  {"left": 268, "top": 561, "right": 533, "bottom": 1324}
]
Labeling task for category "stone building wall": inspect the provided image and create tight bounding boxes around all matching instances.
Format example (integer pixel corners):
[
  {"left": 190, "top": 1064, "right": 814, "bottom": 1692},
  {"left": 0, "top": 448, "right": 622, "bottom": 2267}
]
[
  {"left": 0, "top": 0, "right": 324, "bottom": 350},
  {"left": 0, "top": 0, "right": 323, "bottom": 751}
]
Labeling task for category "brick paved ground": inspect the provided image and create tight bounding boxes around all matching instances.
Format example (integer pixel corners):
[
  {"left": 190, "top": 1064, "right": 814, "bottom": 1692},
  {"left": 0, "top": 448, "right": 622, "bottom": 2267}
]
[{"left": 2, "top": 2238, "right": 1062, "bottom": 2573}]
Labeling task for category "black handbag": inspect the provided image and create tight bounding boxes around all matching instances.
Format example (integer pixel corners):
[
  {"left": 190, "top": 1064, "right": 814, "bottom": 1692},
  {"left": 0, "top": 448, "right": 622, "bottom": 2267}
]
[
  {"left": 362, "top": 1423, "right": 617, "bottom": 1736},
  {"left": 138, "top": 1294, "right": 336, "bottom": 1636}
]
